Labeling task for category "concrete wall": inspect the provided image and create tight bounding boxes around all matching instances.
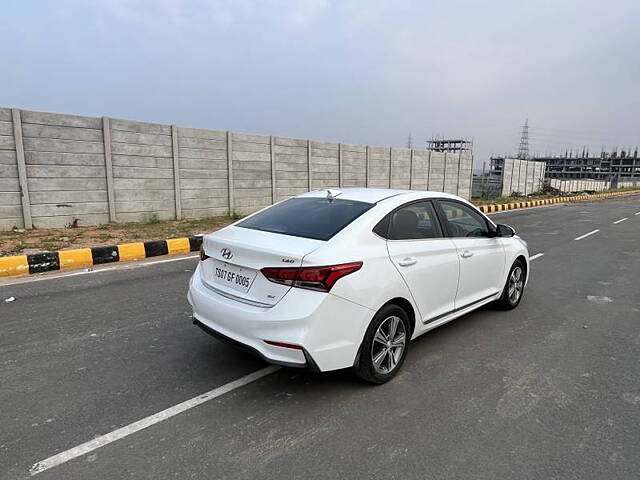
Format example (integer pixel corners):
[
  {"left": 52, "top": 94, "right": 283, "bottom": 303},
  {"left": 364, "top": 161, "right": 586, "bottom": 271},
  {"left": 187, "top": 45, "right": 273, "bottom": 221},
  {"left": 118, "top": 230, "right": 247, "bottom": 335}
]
[
  {"left": 548, "top": 178, "right": 611, "bottom": 192},
  {"left": 500, "top": 158, "right": 546, "bottom": 196},
  {"left": 1, "top": 107, "right": 474, "bottom": 230}
]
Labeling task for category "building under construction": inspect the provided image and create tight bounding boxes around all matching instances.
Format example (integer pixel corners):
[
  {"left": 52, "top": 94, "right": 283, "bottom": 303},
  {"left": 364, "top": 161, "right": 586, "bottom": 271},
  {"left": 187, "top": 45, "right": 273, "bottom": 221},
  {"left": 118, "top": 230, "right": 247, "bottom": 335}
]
[
  {"left": 490, "top": 118, "right": 639, "bottom": 184},
  {"left": 427, "top": 137, "right": 473, "bottom": 153},
  {"left": 491, "top": 148, "right": 640, "bottom": 183}
]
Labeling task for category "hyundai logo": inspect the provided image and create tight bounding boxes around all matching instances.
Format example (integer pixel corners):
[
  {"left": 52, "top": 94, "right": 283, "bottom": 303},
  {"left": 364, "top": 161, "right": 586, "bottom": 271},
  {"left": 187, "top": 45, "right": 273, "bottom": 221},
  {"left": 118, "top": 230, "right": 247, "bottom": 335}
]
[{"left": 220, "top": 248, "right": 233, "bottom": 260}]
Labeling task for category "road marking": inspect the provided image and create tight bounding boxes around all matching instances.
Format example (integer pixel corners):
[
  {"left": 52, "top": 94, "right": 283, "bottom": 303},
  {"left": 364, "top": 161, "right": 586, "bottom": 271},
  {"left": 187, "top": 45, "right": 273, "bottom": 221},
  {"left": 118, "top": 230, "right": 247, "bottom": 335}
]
[
  {"left": 529, "top": 253, "right": 544, "bottom": 261},
  {"left": 635, "top": 212, "right": 640, "bottom": 216},
  {"left": 140, "top": 254, "right": 198, "bottom": 266},
  {"left": 613, "top": 217, "right": 628, "bottom": 224},
  {"left": 0, "top": 267, "right": 119, "bottom": 286},
  {"left": 30, "top": 365, "right": 281, "bottom": 475},
  {"left": 574, "top": 229, "right": 600, "bottom": 241}
]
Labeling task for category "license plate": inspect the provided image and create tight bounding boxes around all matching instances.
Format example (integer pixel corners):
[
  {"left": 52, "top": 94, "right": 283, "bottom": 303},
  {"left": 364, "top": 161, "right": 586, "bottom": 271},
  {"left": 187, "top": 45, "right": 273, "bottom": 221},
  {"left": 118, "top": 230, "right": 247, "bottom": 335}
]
[{"left": 210, "top": 260, "right": 257, "bottom": 294}]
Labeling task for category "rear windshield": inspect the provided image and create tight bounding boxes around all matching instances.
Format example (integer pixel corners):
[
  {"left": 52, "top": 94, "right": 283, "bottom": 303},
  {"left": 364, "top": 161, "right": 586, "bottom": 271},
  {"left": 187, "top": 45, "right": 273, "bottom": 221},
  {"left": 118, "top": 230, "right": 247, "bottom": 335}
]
[{"left": 237, "top": 197, "right": 374, "bottom": 241}]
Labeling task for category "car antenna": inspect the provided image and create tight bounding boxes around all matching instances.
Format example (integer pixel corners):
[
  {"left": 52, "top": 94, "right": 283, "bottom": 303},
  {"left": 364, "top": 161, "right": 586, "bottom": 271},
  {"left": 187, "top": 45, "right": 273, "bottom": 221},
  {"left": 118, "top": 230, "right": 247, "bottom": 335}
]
[{"left": 326, "top": 189, "right": 342, "bottom": 202}]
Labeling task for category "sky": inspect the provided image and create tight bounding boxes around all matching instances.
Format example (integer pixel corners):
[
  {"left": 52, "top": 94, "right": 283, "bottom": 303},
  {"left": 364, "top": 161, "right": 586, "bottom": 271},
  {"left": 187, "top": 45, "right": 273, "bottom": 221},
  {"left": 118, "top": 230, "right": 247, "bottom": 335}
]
[{"left": 2, "top": 0, "right": 639, "bottom": 168}]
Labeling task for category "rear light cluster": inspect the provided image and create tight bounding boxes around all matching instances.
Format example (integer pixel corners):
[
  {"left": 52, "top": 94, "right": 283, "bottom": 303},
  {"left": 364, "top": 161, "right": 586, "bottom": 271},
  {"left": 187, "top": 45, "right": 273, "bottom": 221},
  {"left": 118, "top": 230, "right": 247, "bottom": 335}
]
[
  {"left": 260, "top": 262, "right": 363, "bottom": 292},
  {"left": 199, "top": 245, "right": 209, "bottom": 261}
]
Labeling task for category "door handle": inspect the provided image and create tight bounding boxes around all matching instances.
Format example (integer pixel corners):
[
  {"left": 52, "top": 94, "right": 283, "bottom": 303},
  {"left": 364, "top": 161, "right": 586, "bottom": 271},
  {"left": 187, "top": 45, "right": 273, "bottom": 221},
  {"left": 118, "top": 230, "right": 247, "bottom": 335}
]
[
  {"left": 460, "top": 250, "right": 473, "bottom": 258},
  {"left": 398, "top": 257, "right": 417, "bottom": 267}
]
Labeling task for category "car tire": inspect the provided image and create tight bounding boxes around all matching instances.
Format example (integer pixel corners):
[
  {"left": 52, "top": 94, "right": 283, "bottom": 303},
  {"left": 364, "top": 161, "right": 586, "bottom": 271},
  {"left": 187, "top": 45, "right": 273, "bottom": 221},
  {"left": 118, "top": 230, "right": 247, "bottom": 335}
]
[
  {"left": 353, "top": 304, "right": 410, "bottom": 384},
  {"left": 496, "top": 259, "right": 526, "bottom": 310}
]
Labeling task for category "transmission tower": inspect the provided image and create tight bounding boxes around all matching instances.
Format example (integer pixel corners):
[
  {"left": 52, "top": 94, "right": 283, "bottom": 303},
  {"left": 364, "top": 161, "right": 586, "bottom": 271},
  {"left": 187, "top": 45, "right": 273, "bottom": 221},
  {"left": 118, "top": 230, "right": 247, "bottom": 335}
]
[{"left": 517, "top": 118, "right": 529, "bottom": 159}]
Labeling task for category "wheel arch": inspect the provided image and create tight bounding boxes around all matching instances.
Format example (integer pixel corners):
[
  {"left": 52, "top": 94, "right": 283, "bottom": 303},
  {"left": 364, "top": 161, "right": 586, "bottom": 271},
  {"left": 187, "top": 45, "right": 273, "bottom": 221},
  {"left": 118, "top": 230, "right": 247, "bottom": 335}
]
[
  {"left": 352, "top": 295, "right": 417, "bottom": 368},
  {"left": 514, "top": 254, "right": 529, "bottom": 282},
  {"left": 380, "top": 297, "right": 416, "bottom": 339}
]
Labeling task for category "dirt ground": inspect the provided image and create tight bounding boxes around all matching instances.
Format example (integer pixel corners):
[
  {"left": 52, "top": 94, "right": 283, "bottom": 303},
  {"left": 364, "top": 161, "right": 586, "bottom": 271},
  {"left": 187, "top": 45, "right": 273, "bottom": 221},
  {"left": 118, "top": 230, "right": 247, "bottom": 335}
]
[{"left": 1, "top": 216, "right": 235, "bottom": 257}]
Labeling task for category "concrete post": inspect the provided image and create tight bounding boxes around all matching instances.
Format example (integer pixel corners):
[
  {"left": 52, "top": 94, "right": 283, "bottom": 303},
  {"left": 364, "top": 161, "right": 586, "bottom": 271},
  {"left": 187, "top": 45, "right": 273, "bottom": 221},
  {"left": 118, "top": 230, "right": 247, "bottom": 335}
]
[
  {"left": 365, "top": 146, "right": 370, "bottom": 188},
  {"left": 456, "top": 149, "right": 462, "bottom": 195},
  {"left": 442, "top": 152, "right": 447, "bottom": 192},
  {"left": 469, "top": 155, "right": 474, "bottom": 200},
  {"left": 338, "top": 143, "right": 343, "bottom": 188},
  {"left": 227, "top": 131, "right": 234, "bottom": 215},
  {"left": 389, "top": 148, "right": 393, "bottom": 188},
  {"left": 426, "top": 150, "right": 432, "bottom": 190},
  {"left": 101, "top": 117, "right": 117, "bottom": 222},
  {"left": 11, "top": 109, "right": 32, "bottom": 229},
  {"left": 270, "top": 136, "right": 277, "bottom": 203},
  {"left": 171, "top": 125, "right": 182, "bottom": 220},
  {"left": 307, "top": 140, "right": 312, "bottom": 191},
  {"left": 409, "top": 149, "right": 414, "bottom": 190}
]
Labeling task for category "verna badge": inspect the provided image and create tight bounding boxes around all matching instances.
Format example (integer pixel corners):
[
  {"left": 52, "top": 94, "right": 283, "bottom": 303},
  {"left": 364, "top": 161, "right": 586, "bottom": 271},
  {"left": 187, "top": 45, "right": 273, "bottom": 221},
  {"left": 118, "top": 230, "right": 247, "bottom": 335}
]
[{"left": 220, "top": 248, "right": 233, "bottom": 260}]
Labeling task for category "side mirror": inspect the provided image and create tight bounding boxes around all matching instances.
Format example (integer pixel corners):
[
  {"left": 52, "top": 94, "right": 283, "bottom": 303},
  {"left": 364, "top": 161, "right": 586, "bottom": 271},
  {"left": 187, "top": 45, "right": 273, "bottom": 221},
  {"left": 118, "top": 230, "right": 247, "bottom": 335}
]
[{"left": 496, "top": 224, "right": 516, "bottom": 237}]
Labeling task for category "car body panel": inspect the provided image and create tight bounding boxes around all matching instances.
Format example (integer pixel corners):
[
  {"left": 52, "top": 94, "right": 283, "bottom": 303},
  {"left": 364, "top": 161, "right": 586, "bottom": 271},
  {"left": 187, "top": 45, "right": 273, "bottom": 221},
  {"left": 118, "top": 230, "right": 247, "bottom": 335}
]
[
  {"left": 387, "top": 237, "right": 459, "bottom": 323},
  {"left": 189, "top": 263, "right": 374, "bottom": 371},
  {"left": 450, "top": 236, "right": 506, "bottom": 308},
  {"left": 202, "top": 227, "right": 323, "bottom": 307}
]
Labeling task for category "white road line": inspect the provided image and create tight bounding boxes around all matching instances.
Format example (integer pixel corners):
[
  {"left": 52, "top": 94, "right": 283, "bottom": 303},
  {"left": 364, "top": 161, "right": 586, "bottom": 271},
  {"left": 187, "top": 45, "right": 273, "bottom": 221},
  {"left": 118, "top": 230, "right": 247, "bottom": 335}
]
[
  {"left": 574, "top": 229, "right": 600, "bottom": 241},
  {"left": 529, "top": 253, "right": 544, "bottom": 261},
  {"left": 140, "top": 254, "right": 199, "bottom": 266},
  {"left": 0, "top": 267, "right": 119, "bottom": 286},
  {"left": 613, "top": 217, "right": 628, "bottom": 224},
  {"left": 635, "top": 212, "right": 640, "bottom": 216},
  {"left": 30, "top": 365, "right": 281, "bottom": 476}
]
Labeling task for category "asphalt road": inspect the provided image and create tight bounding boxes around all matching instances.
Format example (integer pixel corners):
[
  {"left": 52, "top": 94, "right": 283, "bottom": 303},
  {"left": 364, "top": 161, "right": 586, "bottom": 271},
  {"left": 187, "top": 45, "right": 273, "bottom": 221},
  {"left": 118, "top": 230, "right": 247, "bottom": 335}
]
[{"left": 1, "top": 195, "right": 639, "bottom": 480}]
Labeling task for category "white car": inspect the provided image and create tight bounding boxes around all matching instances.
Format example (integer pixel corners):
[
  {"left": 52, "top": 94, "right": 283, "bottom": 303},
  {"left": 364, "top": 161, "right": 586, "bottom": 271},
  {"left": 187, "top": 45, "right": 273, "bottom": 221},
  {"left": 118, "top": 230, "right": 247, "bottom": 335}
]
[{"left": 188, "top": 188, "right": 529, "bottom": 383}]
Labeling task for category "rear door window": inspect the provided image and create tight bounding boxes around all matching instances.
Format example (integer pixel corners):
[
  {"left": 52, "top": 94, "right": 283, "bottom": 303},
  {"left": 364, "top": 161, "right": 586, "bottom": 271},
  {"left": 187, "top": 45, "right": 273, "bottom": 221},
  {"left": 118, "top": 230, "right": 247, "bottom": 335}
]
[
  {"left": 237, "top": 197, "right": 374, "bottom": 241},
  {"left": 387, "top": 201, "right": 443, "bottom": 240}
]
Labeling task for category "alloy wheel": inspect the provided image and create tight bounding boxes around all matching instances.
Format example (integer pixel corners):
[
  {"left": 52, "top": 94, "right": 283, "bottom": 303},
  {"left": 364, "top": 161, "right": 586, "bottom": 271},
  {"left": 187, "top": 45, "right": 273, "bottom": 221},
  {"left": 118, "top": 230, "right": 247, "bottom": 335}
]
[
  {"left": 371, "top": 315, "right": 406, "bottom": 374},
  {"left": 508, "top": 266, "right": 524, "bottom": 304}
]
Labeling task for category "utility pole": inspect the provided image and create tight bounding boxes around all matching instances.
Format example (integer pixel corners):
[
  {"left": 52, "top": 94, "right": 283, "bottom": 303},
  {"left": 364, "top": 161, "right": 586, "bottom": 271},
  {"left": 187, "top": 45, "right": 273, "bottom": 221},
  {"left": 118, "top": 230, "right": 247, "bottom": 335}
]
[{"left": 406, "top": 132, "right": 413, "bottom": 149}]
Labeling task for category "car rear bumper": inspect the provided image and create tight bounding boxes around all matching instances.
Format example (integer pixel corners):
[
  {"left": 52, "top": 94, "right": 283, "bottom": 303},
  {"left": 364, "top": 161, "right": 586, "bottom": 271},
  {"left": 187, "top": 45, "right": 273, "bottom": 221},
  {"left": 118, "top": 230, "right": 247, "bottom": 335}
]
[
  {"left": 188, "top": 264, "right": 374, "bottom": 372},
  {"left": 192, "top": 317, "right": 321, "bottom": 370}
]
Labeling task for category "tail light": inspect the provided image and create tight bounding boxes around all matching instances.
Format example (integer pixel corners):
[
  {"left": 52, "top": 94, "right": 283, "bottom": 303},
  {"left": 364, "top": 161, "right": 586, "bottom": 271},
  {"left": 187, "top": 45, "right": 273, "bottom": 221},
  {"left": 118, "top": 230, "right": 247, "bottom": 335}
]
[
  {"left": 199, "top": 245, "right": 209, "bottom": 261},
  {"left": 260, "top": 262, "right": 363, "bottom": 292}
]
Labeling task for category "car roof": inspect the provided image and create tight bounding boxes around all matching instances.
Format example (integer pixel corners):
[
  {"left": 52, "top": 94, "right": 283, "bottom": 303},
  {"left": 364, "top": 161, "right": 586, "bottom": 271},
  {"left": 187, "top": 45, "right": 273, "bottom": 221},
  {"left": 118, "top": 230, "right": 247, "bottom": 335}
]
[{"left": 297, "top": 188, "right": 463, "bottom": 204}]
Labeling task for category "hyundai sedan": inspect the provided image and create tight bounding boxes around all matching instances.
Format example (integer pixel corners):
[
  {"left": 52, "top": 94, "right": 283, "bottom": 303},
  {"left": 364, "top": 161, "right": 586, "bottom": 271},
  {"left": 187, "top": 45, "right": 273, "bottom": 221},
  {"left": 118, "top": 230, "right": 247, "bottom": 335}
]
[{"left": 188, "top": 188, "right": 529, "bottom": 383}]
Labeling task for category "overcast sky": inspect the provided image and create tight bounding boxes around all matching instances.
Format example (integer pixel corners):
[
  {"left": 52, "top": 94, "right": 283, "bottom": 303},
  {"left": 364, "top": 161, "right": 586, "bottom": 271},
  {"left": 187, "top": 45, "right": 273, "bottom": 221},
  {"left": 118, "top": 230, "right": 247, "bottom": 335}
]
[{"left": 2, "top": 0, "right": 639, "bottom": 167}]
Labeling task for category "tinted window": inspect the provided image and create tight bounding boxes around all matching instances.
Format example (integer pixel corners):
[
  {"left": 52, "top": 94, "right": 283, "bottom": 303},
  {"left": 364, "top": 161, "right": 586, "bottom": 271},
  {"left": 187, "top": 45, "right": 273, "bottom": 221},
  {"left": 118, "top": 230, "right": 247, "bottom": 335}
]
[
  {"left": 237, "top": 197, "right": 374, "bottom": 241},
  {"left": 439, "top": 200, "right": 489, "bottom": 237},
  {"left": 372, "top": 213, "right": 390, "bottom": 238},
  {"left": 387, "top": 201, "right": 442, "bottom": 240}
]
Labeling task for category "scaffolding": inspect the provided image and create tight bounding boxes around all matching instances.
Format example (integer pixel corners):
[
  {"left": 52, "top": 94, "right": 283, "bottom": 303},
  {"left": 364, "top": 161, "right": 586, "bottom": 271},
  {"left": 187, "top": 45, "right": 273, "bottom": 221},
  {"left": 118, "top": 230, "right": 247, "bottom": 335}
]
[{"left": 427, "top": 136, "right": 473, "bottom": 153}]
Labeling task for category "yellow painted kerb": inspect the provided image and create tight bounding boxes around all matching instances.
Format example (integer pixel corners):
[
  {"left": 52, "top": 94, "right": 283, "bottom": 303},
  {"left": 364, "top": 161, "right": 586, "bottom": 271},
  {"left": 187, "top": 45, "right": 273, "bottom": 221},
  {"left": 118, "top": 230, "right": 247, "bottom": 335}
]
[
  {"left": 167, "top": 237, "right": 190, "bottom": 255},
  {"left": 59, "top": 249, "right": 93, "bottom": 270},
  {"left": 0, "top": 255, "right": 29, "bottom": 277},
  {"left": 117, "top": 242, "right": 146, "bottom": 261}
]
